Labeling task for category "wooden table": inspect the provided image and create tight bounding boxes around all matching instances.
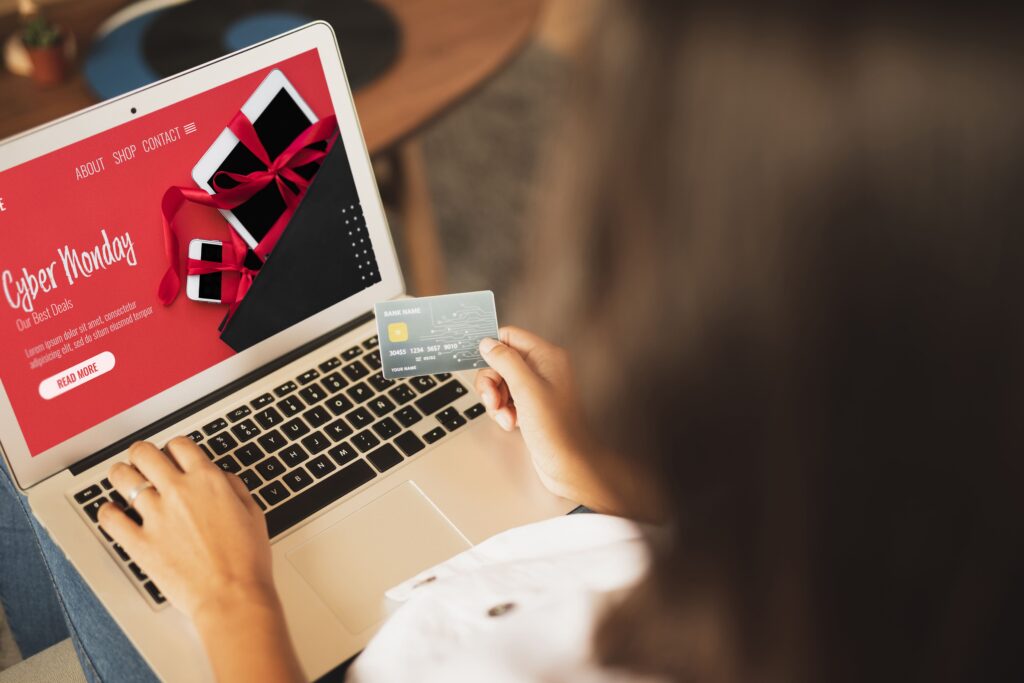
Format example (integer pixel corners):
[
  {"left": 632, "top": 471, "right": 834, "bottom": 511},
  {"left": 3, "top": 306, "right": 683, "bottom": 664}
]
[{"left": 0, "top": 0, "right": 544, "bottom": 293}]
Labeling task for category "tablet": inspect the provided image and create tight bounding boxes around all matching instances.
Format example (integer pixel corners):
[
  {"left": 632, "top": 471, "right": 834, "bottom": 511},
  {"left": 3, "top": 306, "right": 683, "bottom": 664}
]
[{"left": 191, "top": 69, "right": 320, "bottom": 251}]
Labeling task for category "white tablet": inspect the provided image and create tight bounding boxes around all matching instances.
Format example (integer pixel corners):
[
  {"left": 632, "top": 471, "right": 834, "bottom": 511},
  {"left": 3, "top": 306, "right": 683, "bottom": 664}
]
[{"left": 191, "top": 69, "right": 319, "bottom": 251}]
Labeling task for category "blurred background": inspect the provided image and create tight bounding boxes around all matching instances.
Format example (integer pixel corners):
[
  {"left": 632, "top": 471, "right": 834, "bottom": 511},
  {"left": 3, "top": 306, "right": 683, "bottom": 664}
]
[
  {"left": 0, "top": 0, "right": 591, "bottom": 308},
  {"left": 0, "top": 0, "right": 586, "bottom": 675}
]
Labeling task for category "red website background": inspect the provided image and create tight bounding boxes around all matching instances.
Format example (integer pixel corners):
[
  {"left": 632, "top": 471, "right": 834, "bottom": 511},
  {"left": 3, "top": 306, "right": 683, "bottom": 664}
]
[{"left": 0, "top": 50, "right": 334, "bottom": 456}]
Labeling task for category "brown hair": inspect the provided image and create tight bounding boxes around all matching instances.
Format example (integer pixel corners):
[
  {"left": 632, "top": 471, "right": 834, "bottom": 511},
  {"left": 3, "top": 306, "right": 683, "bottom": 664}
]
[{"left": 521, "top": 2, "right": 1024, "bottom": 680}]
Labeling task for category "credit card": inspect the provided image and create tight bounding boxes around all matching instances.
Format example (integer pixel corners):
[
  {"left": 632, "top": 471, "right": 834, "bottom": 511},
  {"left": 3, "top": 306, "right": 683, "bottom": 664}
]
[{"left": 374, "top": 291, "right": 499, "bottom": 379}]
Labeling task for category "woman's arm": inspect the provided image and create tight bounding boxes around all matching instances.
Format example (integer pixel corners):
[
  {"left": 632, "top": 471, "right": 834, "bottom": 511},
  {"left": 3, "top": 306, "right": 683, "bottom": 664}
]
[{"left": 98, "top": 438, "right": 304, "bottom": 683}]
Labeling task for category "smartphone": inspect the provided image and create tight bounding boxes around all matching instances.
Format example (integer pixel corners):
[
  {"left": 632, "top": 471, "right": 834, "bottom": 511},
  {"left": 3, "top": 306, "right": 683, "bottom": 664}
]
[
  {"left": 191, "top": 70, "right": 322, "bottom": 251},
  {"left": 186, "top": 239, "right": 225, "bottom": 303}
]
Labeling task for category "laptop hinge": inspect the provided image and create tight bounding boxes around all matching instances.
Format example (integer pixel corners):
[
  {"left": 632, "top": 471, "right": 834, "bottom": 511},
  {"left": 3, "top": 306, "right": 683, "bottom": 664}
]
[{"left": 70, "top": 311, "right": 374, "bottom": 476}]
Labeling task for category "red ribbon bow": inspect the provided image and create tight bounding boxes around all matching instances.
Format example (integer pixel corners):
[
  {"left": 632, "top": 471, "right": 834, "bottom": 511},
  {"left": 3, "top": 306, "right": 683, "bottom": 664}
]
[{"left": 157, "top": 112, "right": 338, "bottom": 311}]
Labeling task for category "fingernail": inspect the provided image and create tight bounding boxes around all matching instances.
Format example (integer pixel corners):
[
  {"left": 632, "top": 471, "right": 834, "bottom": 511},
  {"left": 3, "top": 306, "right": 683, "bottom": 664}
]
[
  {"left": 482, "top": 389, "right": 496, "bottom": 408},
  {"left": 497, "top": 413, "right": 512, "bottom": 430},
  {"left": 480, "top": 337, "right": 498, "bottom": 354}
]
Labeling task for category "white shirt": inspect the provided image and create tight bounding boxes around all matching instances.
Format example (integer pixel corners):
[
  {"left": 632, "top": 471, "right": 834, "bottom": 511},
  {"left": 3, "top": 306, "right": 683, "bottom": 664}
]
[{"left": 348, "top": 514, "right": 659, "bottom": 683}]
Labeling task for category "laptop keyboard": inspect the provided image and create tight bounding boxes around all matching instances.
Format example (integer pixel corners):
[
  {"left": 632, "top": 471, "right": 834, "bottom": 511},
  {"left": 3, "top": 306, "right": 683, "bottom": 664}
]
[{"left": 70, "top": 332, "right": 485, "bottom": 609}]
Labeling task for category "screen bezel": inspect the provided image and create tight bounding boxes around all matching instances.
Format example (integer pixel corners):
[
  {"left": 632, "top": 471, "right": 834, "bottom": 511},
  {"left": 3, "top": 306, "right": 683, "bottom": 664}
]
[{"left": 0, "top": 22, "right": 404, "bottom": 490}]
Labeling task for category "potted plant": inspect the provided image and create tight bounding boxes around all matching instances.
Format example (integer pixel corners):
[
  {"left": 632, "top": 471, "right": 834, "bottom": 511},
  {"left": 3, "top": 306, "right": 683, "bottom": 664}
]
[{"left": 21, "top": 14, "right": 67, "bottom": 86}]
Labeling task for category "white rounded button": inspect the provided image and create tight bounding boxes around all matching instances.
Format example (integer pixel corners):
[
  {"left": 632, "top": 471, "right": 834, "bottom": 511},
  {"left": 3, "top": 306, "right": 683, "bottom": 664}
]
[{"left": 38, "top": 351, "right": 116, "bottom": 400}]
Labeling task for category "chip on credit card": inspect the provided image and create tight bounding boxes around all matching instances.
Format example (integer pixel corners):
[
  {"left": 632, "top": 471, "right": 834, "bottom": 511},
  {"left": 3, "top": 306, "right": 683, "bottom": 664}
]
[{"left": 374, "top": 291, "right": 499, "bottom": 379}]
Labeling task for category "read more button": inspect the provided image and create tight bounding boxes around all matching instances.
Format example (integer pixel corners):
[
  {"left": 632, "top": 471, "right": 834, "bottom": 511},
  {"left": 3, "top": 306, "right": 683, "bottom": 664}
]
[{"left": 38, "top": 351, "right": 116, "bottom": 400}]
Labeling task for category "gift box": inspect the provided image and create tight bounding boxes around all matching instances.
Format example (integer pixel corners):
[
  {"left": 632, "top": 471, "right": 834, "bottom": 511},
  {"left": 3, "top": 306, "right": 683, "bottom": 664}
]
[{"left": 219, "top": 136, "right": 382, "bottom": 352}]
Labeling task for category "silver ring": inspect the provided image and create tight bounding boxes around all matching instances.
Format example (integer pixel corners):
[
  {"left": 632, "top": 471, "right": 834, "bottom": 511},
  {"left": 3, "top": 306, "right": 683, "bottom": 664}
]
[{"left": 126, "top": 481, "right": 155, "bottom": 508}]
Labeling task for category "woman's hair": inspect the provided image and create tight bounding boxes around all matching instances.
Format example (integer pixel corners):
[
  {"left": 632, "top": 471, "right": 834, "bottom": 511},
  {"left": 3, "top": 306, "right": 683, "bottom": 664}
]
[{"left": 521, "top": 2, "right": 1024, "bottom": 680}]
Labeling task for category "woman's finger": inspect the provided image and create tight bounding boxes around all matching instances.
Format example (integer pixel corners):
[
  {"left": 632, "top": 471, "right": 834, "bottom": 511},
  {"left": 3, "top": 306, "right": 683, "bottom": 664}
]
[
  {"left": 494, "top": 405, "right": 518, "bottom": 431},
  {"left": 475, "top": 369, "right": 510, "bottom": 411},
  {"left": 164, "top": 436, "right": 212, "bottom": 473},
  {"left": 225, "top": 473, "right": 263, "bottom": 519},
  {"left": 108, "top": 460, "right": 160, "bottom": 516},
  {"left": 97, "top": 501, "right": 146, "bottom": 550},
  {"left": 126, "top": 441, "right": 180, "bottom": 490}
]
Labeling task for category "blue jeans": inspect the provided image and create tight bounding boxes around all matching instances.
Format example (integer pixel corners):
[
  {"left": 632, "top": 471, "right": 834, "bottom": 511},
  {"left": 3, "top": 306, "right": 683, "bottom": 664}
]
[{"left": 0, "top": 460, "right": 156, "bottom": 682}]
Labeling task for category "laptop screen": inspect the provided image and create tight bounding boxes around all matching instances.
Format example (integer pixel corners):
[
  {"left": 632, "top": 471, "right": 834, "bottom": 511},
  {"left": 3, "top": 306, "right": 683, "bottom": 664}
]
[{"left": 0, "top": 49, "right": 382, "bottom": 457}]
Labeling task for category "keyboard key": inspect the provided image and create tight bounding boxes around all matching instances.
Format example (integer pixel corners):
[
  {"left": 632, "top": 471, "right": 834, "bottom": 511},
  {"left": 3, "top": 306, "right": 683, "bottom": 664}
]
[
  {"left": 394, "top": 406, "right": 422, "bottom": 427},
  {"left": 216, "top": 455, "right": 241, "bottom": 474},
  {"left": 187, "top": 430, "right": 203, "bottom": 443},
  {"left": 352, "top": 430, "right": 381, "bottom": 452},
  {"left": 124, "top": 507, "right": 143, "bottom": 526},
  {"left": 209, "top": 432, "right": 238, "bottom": 455},
  {"left": 437, "top": 407, "right": 460, "bottom": 423},
  {"left": 303, "top": 406, "right": 331, "bottom": 428},
  {"left": 254, "top": 406, "right": 283, "bottom": 429},
  {"left": 282, "top": 418, "right": 310, "bottom": 440},
  {"left": 143, "top": 581, "right": 166, "bottom": 605},
  {"left": 434, "top": 373, "right": 452, "bottom": 381},
  {"left": 321, "top": 372, "right": 348, "bottom": 394},
  {"left": 200, "top": 444, "right": 214, "bottom": 459},
  {"left": 297, "top": 369, "right": 321, "bottom": 385},
  {"left": 255, "top": 456, "right": 286, "bottom": 481},
  {"left": 368, "top": 396, "right": 396, "bottom": 417},
  {"left": 442, "top": 415, "right": 467, "bottom": 432},
  {"left": 101, "top": 478, "right": 112, "bottom": 490},
  {"left": 238, "top": 470, "right": 262, "bottom": 491},
  {"left": 251, "top": 393, "right": 274, "bottom": 409},
  {"left": 236, "top": 443, "right": 264, "bottom": 466},
  {"left": 372, "top": 417, "right": 401, "bottom": 439},
  {"left": 98, "top": 526, "right": 113, "bottom": 542},
  {"left": 283, "top": 468, "right": 314, "bottom": 493},
  {"left": 325, "top": 394, "right": 354, "bottom": 416},
  {"left": 410, "top": 376, "right": 437, "bottom": 393},
  {"left": 257, "top": 429, "right": 287, "bottom": 453},
  {"left": 395, "top": 432, "right": 425, "bottom": 456},
  {"left": 362, "top": 335, "right": 379, "bottom": 349},
  {"left": 83, "top": 497, "right": 107, "bottom": 522},
  {"left": 227, "top": 405, "right": 251, "bottom": 422},
  {"left": 202, "top": 417, "right": 228, "bottom": 436},
  {"left": 74, "top": 485, "right": 102, "bottom": 504},
  {"left": 325, "top": 418, "right": 353, "bottom": 441},
  {"left": 109, "top": 490, "right": 128, "bottom": 509},
  {"left": 423, "top": 427, "right": 446, "bottom": 444},
  {"left": 299, "top": 384, "right": 327, "bottom": 405},
  {"left": 367, "top": 444, "right": 403, "bottom": 473},
  {"left": 342, "top": 360, "right": 369, "bottom": 381},
  {"left": 364, "top": 351, "right": 382, "bottom": 370},
  {"left": 301, "top": 431, "right": 331, "bottom": 455},
  {"left": 252, "top": 495, "right": 266, "bottom": 511},
  {"left": 346, "top": 407, "right": 373, "bottom": 428},
  {"left": 279, "top": 396, "right": 305, "bottom": 416},
  {"left": 112, "top": 543, "right": 130, "bottom": 561},
  {"left": 388, "top": 384, "right": 417, "bottom": 405},
  {"left": 341, "top": 346, "right": 363, "bottom": 361},
  {"left": 346, "top": 382, "right": 373, "bottom": 403},
  {"left": 279, "top": 445, "right": 310, "bottom": 468},
  {"left": 368, "top": 372, "right": 392, "bottom": 392},
  {"left": 328, "top": 443, "right": 358, "bottom": 467},
  {"left": 464, "top": 403, "right": 485, "bottom": 419},
  {"left": 128, "top": 562, "right": 147, "bottom": 582},
  {"left": 415, "top": 381, "right": 468, "bottom": 416},
  {"left": 307, "top": 455, "right": 336, "bottom": 478},
  {"left": 265, "top": 461, "right": 376, "bottom": 538},
  {"left": 259, "top": 481, "right": 291, "bottom": 506},
  {"left": 274, "top": 381, "right": 297, "bottom": 397},
  {"left": 319, "top": 357, "right": 342, "bottom": 372},
  {"left": 230, "top": 419, "right": 260, "bottom": 443}
]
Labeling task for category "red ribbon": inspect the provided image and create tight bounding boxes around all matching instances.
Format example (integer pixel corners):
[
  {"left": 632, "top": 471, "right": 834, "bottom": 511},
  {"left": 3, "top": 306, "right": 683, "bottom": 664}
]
[{"left": 157, "top": 112, "right": 338, "bottom": 309}]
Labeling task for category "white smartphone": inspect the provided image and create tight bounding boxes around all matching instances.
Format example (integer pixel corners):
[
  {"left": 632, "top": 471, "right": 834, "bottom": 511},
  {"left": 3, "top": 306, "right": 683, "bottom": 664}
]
[
  {"left": 191, "top": 69, "right": 319, "bottom": 251},
  {"left": 186, "top": 239, "right": 226, "bottom": 303}
]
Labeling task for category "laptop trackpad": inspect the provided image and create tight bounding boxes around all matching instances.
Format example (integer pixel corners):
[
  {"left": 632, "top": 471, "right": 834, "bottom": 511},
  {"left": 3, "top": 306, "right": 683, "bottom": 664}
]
[{"left": 287, "top": 482, "right": 471, "bottom": 634}]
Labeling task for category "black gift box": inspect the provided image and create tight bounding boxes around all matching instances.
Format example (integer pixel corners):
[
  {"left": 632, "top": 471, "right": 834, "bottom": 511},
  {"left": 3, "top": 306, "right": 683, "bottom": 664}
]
[{"left": 219, "top": 137, "right": 382, "bottom": 352}]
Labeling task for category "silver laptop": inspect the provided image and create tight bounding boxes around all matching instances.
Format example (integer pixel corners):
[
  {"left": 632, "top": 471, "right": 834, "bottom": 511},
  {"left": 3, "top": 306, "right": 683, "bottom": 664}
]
[{"left": 0, "top": 23, "right": 573, "bottom": 681}]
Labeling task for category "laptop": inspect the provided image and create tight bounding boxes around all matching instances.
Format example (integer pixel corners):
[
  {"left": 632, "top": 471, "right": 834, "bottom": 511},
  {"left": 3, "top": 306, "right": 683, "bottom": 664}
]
[{"left": 0, "top": 22, "right": 573, "bottom": 681}]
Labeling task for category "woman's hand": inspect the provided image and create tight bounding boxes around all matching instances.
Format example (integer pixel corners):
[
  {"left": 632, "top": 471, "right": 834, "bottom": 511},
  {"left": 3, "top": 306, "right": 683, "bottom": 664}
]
[
  {"left": 98, "top": 438, "right": 273, "bottom": 620},
  {"left": 98, "top": 438, "right": 303, "bottom": 683},
  {"left": 475, "top": 327, "right": 620, "bottom": 512}
]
